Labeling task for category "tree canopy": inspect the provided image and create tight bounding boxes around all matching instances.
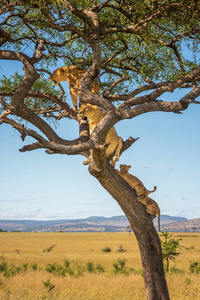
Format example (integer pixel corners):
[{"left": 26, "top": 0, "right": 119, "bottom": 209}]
[
  {"left": 1, "top": 1, "right": 200, "bottom": 299},
  {"left": 1, "top": 1, "right": 200, "bottom": 152}
]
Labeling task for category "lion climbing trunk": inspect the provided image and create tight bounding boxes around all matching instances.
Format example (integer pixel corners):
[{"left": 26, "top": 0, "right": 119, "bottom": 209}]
[{"left": 149, "top": 186, "right": 157, "bottom": 193}]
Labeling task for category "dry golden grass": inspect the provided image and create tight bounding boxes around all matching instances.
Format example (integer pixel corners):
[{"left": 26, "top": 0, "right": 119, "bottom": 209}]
[
  {"left": 0, "top": 272, "right": 145, "bottom": 300},
  {"left": 0, "top": 232, "right": 200, "bottom": 299}
]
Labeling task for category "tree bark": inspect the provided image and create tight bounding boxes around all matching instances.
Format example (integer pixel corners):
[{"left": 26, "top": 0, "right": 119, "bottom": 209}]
[{"left": 89, "top": 161, "right": 170, "bottom": 300}]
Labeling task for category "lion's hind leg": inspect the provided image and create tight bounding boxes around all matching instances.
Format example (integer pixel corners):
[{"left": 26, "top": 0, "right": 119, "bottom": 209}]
[
  {"left": 69, "top": 87, "right": 78, "bottom": 110},
  {"left": 146, "top": 207, "right": 155, "bottom": 215},
  {"left": 111, "top": 137, "right": 123, "bottom": 167}
]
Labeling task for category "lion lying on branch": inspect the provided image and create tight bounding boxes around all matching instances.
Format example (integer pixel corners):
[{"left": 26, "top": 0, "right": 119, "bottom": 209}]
[
  {"left": 116, "top": 164, "right": 160, "bottom": 231},
  {"left": 49, "top": 66, "right": 99, "bottom": 110},
  {"left": 79, "top": 104, "right": 123, "bottom": 167}
]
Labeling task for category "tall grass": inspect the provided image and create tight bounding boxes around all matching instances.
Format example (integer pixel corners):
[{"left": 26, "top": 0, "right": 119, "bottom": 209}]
[{"left": 0, "top": 232, "right": 200, "bottom": 299}]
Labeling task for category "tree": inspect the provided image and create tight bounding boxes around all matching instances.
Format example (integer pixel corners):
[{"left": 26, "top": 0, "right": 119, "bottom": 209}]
[
  {"left": 0, "top": 1, "right": 200, "bottom": 299},
  {"left": 126, "top": 225, "right": 132, "bottom": 235},
  {"left": 191, "top": 226, "right": 197, "bottom": 232},
  {"left": 160, "top": 231, "right": 183, "bottom": 272}
]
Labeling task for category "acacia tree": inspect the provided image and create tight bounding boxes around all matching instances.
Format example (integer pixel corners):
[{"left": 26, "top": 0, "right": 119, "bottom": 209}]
[{"left": 1, "top": 1, "right": 200, "bottom": 299}]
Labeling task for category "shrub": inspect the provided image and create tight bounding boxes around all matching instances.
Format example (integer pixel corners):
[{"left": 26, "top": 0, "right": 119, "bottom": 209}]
[
  {"left": 43, "top": 244, "right": 57, "bottom": 253},
  {"left": 63, "top": 259, "right": 70, "bottom": 268},
  {"left": 31, "top": 263, "right": 38, "bottom": 271},
  {"left": 113, "top": 258, "right": 127, "bottom": 274},
  {"left": 160, "top": 231, "right": 188, "bottom": 272},
  {"left": 185, "top": 277, "right": 191, "bottom": 285},
  {"left": 3, "top": 264, "right": 22, "bottom": 277},
  {"left": 189, "top": 261, "right": 200, "bottom": 274},
  {"left": 169, "top": 266, "right": 185, "bottom": 274},
  {"left": 22, "top": 263, "right": 28, "bottom": 271},
  {"left": 86, "top": 261, "right": 95, "bottom": 273},
  {"left": 117, "top": 244, "right": 127, "bottom": 252},
  {"left": 101, "top": 246, "right": 111, "bottom": 252},
  {"left": 189, "top": 245, "right": 195, "bottom": 250},
  {"left": 66, "top": 267, "right": 74, "bottom": 276},
  {"left": 75, "top": 265, "right": 85, "bottom": 277},
  {"left": 46, "top": 263, "right": 64, "bottom": 275},
  {"left": 0, "top": 259, "right": 7, "bottom": 272},
  {"left": 46, "top": 263, "right": 57, "bottom": 274},
  {"left": 96, "top": 264, "right": 105, "bottom": 273},
  {"left": 46, "top": 261, "right": 73, "bottom": 276},
  {"left": 43, "top": 279, "right": 55, "bottom": 292}
]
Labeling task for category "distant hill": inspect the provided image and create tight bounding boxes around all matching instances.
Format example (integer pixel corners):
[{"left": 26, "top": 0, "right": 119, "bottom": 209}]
[
  {"left": 160, "top": 217, "right": 200, "bottom": 232},
  {"left": 0, "top": 215, "right": 191, "bottom": 232}
]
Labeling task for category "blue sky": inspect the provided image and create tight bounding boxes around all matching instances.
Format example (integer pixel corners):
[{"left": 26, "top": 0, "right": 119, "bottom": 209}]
[{"left": 0, "top": 59, "right": 200, "bottom": 221}]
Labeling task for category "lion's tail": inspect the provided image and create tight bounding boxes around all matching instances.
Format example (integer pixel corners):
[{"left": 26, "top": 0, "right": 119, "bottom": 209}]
[
  {"left": 158, "top": 211, "right": 161, "bottom": 232},
  {"left": 149, "top": 186, "right": 157, "bottom": 194}
]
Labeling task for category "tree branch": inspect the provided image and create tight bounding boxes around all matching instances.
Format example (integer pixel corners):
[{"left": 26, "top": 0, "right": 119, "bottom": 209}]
[
  {"left": 121, "top": 137, "right": 140, "bottom": 155},
  {"left": 118, "top": 66, "right": 200, "bottom": 109},
  {"left": 19, "top": 142, "right": 44, "bottom": 152},
  {"left": 107, "top": 81, "right": 170, "bottom": 102},
  {"left": 0, "top": 49, "right": 68, "bottom": 143},
  {"left": 100, "top": 2, "right": 183, "bottom": 36},
  {"left": 103, "top": 74, "right": 129, "bottom": 98},
  {"left": 61, "top": 1, "right": 97, "bottom": 30},
  {"left": 119, "top": 97, "right": 200, "bottom": 120}
]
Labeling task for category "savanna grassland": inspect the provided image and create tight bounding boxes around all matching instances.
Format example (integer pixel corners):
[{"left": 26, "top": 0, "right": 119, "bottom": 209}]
[{"left": 0, "top": 232, "right": 200, "bottom": 300}]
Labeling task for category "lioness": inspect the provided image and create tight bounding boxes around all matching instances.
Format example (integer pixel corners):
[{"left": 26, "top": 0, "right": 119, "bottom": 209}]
[
  {"left": 137, "top": 196, "right": 161, "bottom": 231},
  {"left": 79, "top": 104, "right": 123, "bottom": 167},
  {"left": 49, "top": 66, "right": 99, "bottom": 110},
  {"left": 116, "top": 164, "right": 160, "bottom": 231},
  {"left": 116, "top": 164, "right": 157, "bottom": 198}
]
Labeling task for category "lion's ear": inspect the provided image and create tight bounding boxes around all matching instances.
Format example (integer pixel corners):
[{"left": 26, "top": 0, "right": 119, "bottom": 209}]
[{"left": 57, "top": 67, "right": 65, "bottom": 75}]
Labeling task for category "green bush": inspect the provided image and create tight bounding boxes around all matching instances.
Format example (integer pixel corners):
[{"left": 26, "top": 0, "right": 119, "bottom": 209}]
[
  {"left": 22, "top": 263, "right": 28, "bottom": 271},
  {"left": 96, "top": 264, "right": 105, "bottom": 273},
  {"left": 117, "top": 244, "right": 127, "bottom": 252},
  {"left": 160, "top": 231, "right": 187, "bottom": 272},
  {"left": 3, "top": 265, "right": 22, "bottom": 277},
  {"left": 43, "top": 244, "right": 57, "bottom": 253},
  {"left": 113, "top": 258, "right": 127, "bottom": 274},
  {"left": 86, "top": 261, "right": 95, "bottom": 273},
  {"left": 31, "top": 263, "right": 38, "bottom": 271},
  {"left": 63, "top": 259, "right": 70, "bottom": 268},
  {"left": 185, "top": 277, "right": 191, "bottom": 285},
  {"left": 43, "top": 279, "right": 55, "bottom": 292},
  {"left": 189, "top": 261, "right": 200, "bottom": 274},
  {"left": 101, "top": 246, "right": 111, "bottom": 252},
  {"left": 46, "top": 261, "right": 73, "bottom": 276},
  {"left": 169, "top": 266, "right": 185, "bottom": 274},
  {"left": 0, "top": 259, "right": 7, "bottom": 272}
]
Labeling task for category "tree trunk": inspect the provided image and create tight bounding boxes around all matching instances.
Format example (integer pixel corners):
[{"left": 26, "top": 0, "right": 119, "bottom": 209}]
[{"left": 89, "top": 160, "right": 170, "bottom": 300}]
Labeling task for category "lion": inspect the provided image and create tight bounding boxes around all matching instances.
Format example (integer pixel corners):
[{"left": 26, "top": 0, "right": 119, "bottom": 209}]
[
  {"left": 137, "top": 196, "right": 161, "bottom": 231},
  {"left": 78, "top": 104, "right": 123, "bottom": 167},
  {"left": 115, "top": 164, "right": 157, "bottom": 198},
  {"left": 49, "top": 66, "right": 99, "bottom": 110},
  {"left": 115, "top": 164, "right": 160, "bottom": 231}
]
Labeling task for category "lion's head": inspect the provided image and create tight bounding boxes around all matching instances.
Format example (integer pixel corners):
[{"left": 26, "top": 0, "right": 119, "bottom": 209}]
[
  {"left": 79, "top": 104, "right": 99, "bottom": 119},
  {"left": 119, "top": 164, "right": 131, "bottom": 175},
  {"left": 49, "top": 66, "right": 85, "bottom": 85},
  {"left": 49, "top": 67, "right": 68, "bottom": 85}
]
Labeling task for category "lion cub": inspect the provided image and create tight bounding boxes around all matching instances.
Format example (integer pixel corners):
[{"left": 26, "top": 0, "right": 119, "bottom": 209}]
[
  {"left": 137, "top": 196, "right": 161, "bottom": 231},
  {"left": 49, "top": 66, "right": 99, "bottom": 110},
  {"left": 79, "top": 104, "right": 123, "bottom": 167},
  {"left": 116, "top": 164, "right": 157, "bottom": 198},
  {"left": 116, "top": 164, "right": 160, "bottom": 231}
]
